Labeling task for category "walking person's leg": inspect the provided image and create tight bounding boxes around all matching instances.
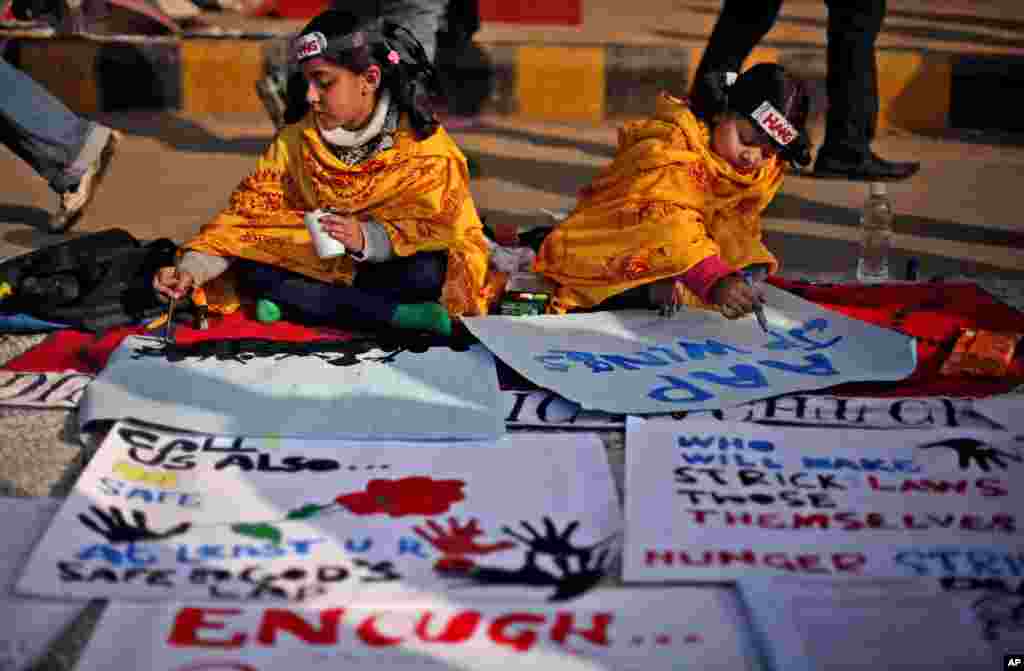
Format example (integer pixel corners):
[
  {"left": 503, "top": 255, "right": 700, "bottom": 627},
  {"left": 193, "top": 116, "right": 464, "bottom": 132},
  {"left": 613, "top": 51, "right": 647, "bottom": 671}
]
[
  {"left": 814, "top": 0, "right": 919, "bottom": 180},
  {"left": 689, "top": 0, "right": 783, "bottom": 107},
  {"left": 0, "top": 58, "right": 119, "bottom": 232}
]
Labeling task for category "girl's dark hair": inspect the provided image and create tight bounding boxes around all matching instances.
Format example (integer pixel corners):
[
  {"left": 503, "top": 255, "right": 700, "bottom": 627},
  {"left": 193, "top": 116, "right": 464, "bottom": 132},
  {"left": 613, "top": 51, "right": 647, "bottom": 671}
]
[
  {"left": 286, "top": 9, "right": 443, "bottom": 139},
  {"left": 692, "top": 63, "right": 812, "bottom": 168}
]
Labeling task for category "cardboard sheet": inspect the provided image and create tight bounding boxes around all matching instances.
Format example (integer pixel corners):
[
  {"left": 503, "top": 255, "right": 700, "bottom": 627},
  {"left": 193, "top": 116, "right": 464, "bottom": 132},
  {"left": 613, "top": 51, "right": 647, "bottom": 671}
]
[
  {"left": 16, "top": 422, "right": 621, "bottom": 606},
  {"left": 740, "top": 577, "right": 1024, "bottom": 670},
  {"left": 624, "top": 417, "right": 1024, "bottom": 581},
  {"left": 0, "top": 497, "right": 89, "bottom": 671},
  {"left": 79, "top": 337, "right": 504, "bottom": 440},
  {"left": 465, "top": 284, "right": 916, "bottom": 413},
  {"left": 75, "top": 587, "right": 763, "bottom": 671}
]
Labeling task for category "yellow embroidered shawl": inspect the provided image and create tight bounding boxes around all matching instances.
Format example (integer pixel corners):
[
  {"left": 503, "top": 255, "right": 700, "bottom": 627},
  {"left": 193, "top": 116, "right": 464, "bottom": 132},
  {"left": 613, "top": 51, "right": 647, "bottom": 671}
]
[
  {"left": 534, "top": 92, "right": 784, "bottom": 313},
  {"left": 185, "top": 114, "right": 492, "bottom": 318}
]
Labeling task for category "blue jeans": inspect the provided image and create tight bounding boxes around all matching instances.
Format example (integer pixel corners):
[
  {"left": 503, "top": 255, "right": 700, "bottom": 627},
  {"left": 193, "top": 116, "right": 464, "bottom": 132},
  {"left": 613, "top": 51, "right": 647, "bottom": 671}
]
[
  {"left": 236, "top": 252, "right": 448, "bottom": 326},
  {"left": 0, "top": 58, "right": 103, "bottom": 194}
]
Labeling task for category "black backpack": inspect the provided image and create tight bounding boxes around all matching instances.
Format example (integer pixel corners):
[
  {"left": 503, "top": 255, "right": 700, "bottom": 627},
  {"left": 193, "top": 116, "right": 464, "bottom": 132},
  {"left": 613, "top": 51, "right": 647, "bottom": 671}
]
[{"left": 0, "top": 229, "right": 180, "bottom": 332}]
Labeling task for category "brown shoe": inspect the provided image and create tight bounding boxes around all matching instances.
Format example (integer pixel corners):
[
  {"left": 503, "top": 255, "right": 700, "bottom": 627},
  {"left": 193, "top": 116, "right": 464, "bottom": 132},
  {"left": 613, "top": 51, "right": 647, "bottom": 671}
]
[{"left": 50, "top": 129, "right": 120, "bottom": 234}]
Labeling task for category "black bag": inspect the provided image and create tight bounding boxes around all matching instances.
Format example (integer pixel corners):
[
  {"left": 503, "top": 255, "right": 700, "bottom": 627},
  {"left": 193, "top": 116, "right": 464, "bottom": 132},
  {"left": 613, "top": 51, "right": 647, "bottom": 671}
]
[{"left": 0, "top": 229, "right": 179, "bottom": 332}]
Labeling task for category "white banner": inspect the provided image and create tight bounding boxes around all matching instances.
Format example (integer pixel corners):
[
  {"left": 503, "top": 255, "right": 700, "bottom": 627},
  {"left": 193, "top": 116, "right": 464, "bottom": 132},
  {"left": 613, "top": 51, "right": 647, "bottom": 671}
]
[
  {"left": 74, "top": 588, "right": 763, "bottom": 671},
  {"left": 0, "top": 371, "right": 93, "bottom": 409},
  {"left": 624, "top": 417, "right": 1024, "bottom": 582},
  {"left": 79, "top": 337, "right": 504, "bottom": 440},
  {"left": 502, "top": 390, "right": 623, "bottom": 429},
  {"left": 503, "top": 391, "right": 1011, "bottom": 431},
  {"left": 15, "top": 421, "right": 621, "bottom": 605},
  {"left": 0, "top": 497, "right": 89, "bottom": 671},
  {"left": 465, "top": 284, "right": 916, "bottom": 414},
  {"left": 740, "top": 577, "right": 1024, "bottom": 671},
  {"left": 975, "top": 396, "right": 1024, "bottom": 431}
]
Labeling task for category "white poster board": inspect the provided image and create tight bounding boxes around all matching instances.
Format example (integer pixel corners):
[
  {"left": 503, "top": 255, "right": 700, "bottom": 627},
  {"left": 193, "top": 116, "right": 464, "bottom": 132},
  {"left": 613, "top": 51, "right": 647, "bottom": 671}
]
[
  {"left": 740, "top": 577, "right": 1024, "bottom": 671},
  {"left": 503, "top": 391, "right": 1009, "bottom": 431},
  {"left": 976, "top": 396, "right": 1024, "bottom": 431},
  {"left": 0, "top": 497, "right": 89, "bottom": 671},
  {"left": 503, "top": 390, "right": 624, "bottom": 429},
  {"left": 75, "top": 587, "right": 763, "bottom": 671},
  {"left": 15, "top": 421, "right": 621, "bottom": 605},
  {"left": 0, "top": 371, "right": 93, "bottom": 409},
  {"left": 464, "top": 284, "right": 916, "bottom": 413},
  {"left": 78, "top": 336, "right": 504, "bottom": 440},
  {"left": 624, "top": 417, "right": 1024, "bottom": 581}
]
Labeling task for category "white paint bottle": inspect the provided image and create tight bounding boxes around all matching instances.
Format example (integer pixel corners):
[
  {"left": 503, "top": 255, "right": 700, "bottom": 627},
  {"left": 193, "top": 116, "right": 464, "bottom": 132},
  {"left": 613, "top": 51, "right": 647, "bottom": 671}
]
[{"left": 304, "top": 209, "right": 347, "bottom": 259}]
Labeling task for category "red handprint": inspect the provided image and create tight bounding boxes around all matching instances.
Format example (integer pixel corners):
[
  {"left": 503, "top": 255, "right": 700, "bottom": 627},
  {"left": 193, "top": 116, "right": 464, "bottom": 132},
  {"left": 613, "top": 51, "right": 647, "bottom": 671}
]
[{"left": 414, "top": 517, "right": 516, "bottom": 573}]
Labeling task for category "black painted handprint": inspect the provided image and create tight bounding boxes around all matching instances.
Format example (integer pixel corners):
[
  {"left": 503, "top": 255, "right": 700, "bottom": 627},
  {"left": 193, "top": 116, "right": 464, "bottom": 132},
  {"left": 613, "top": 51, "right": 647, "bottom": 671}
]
[
  {"left": 501, "top": 518, "right": 613, "bottom": 599},
  {"left": 78, "top": 506, "right": 191, "bottom": 544},
  {"left": 972, "top": 593, "right": 1024, "bottom": 641},
  {"left": 547, "top": 544, "right": 613, "bottom": 601},
  {"left": 917, "top": 437, "right": 1024, "bottom": 472},
  {"left": 446, "top": 517, "right": 618, "bottom": 602},
  {"left": 502, "top": 518, "right": 586, "bottom": 559}
]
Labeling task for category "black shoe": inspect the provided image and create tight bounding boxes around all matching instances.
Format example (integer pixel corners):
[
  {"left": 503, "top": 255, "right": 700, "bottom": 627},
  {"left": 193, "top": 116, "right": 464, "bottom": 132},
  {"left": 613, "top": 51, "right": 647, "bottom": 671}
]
[{"left": 813, "top": 151, "right": 921, "bottom": 182}]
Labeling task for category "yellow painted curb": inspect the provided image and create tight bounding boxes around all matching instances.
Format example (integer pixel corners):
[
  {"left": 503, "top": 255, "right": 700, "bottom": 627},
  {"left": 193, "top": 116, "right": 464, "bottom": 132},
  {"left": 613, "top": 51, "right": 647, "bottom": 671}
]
[
  {"left": 746, "top": 46, "right": 782, "bottom": 70},
  {"left": 685, "top": 46, "right": 703, "bottom": 97},
  {"left": 516, "top": 45, "right": 604, "bottom": 121},
  {"left": 181, "top": 40, "right": 265, "bottom": 115},
  {"left": 19, "top": 40, "right": 101, "bottom": 115},
  {"left": 877, "top": 51, "right": 952, "bottom": 132}
]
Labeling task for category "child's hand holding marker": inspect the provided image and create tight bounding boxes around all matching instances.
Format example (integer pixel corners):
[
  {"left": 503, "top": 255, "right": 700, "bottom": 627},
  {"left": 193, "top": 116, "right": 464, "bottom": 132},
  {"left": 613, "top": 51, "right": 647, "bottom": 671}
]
[
  {"left": 742, "top": 271, "right": 770, "bottom": 332},
  {"left": 707, "top": 272, "right": 764, "bottom": 322}
]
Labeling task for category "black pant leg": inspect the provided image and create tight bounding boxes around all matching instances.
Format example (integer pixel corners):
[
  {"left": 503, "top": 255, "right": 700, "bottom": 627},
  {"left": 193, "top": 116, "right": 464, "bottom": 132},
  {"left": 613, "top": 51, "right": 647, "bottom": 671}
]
[
  {"left": 235, "top": 252, "right": 447, "bottom": 328},
  {"left": 690, "top": 0, "right": 784, "bottom": 107},
  {"left": 354, "top": 251, "right": 448, "bottom": 303},
  {"left": 821, "top": 0, "right": 886, "bottom": 157}
]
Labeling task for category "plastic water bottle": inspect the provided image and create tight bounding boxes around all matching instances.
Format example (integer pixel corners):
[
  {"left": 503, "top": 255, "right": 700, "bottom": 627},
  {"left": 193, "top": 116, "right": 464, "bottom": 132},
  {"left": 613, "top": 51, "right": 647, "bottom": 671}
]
[{"left": 856, "top": 182, "right": 893, "bottom": 282}]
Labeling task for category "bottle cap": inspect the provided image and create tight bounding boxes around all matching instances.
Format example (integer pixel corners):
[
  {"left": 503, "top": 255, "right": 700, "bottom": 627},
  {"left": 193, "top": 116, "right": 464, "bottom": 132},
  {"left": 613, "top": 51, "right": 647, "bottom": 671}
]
[{"left": 869, "top": 182, "right": 887, "bottom": 197}]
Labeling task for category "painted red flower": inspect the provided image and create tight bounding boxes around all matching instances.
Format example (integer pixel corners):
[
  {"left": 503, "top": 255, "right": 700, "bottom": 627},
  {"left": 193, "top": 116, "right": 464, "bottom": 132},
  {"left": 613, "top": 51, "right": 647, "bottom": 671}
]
[{"left": 335, "top": 477, "right": 466, "bottom": 517}]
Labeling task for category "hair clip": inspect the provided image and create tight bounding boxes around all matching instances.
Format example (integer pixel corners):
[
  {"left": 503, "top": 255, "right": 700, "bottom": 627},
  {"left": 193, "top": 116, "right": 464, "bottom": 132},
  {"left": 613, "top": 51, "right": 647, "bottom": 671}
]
[
  {"left": 387, "top": 50, "right": 400, "bottom": 64},
  {"left": 724, "top": 71, "right": 738, "bottom": 87}
]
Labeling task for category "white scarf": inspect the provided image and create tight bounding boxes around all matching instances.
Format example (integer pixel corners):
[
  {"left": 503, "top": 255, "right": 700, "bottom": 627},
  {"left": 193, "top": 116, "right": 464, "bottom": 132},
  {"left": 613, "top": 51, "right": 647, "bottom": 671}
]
[{"left": 317, "top": 89, "right": 392, "bottom": 148}]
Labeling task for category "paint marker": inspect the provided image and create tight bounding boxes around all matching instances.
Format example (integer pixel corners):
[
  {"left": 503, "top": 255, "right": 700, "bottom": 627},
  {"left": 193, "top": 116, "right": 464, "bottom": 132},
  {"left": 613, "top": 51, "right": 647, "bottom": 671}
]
[
  {"left": 906, "top": 257, "right": 920, "bottom": 281},
  {"left": 165, "top": 260, "right": 182, "bottom": 344},
  {"left": 164, "top": 294, "right": 178, "bottom": 344},
  {"left": 743, "top": 273, "right": 769, "bottom": 333}
]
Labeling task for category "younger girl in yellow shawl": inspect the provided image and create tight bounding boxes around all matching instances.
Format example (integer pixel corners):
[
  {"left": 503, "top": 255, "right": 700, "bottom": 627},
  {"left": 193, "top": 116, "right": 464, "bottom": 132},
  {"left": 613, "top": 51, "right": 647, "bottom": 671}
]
[
  {"left": 534, "top": 63, "right": 812, "bottom": 319},
  {"left": 153, "top": 9, "right": 490, "bottom": 336}
]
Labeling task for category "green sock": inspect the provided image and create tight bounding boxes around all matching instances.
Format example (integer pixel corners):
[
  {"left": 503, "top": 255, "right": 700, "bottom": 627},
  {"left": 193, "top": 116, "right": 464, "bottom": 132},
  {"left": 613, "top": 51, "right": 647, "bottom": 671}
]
[
  {"left": 391, "top": 303, "right": 452, "bottom": 337},
  {"left": 255, "top": 298, "right": 282, "bottom": 323}
]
